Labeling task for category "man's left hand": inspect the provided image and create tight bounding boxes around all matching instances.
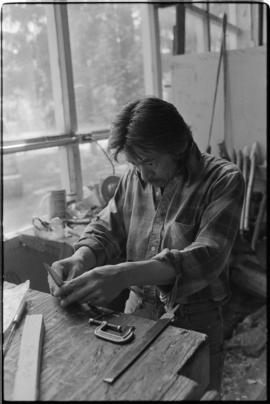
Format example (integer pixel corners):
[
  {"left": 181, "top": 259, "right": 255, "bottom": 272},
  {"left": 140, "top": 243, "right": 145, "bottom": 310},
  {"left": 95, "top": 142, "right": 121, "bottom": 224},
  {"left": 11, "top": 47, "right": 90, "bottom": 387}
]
[{"left": 54, "top": 265, "right": 125, "bottom": 307}]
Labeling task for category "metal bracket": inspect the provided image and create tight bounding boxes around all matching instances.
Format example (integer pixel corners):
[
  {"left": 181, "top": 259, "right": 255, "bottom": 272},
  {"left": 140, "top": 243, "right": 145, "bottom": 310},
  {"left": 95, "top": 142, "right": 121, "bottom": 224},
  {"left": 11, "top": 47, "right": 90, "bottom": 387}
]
[{"left": 89, "top": 318, "right": 135, "bottom": 344}]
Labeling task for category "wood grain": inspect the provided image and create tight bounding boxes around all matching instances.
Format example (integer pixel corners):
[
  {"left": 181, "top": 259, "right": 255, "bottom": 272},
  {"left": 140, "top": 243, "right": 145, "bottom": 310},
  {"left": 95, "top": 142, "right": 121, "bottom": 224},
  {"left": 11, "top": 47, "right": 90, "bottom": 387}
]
[
  {"left": 4, "top": 288, "right": 208, "bottom": 401},
  {"left": 12, "top": 314, "right": 45, "bottom": 401}
]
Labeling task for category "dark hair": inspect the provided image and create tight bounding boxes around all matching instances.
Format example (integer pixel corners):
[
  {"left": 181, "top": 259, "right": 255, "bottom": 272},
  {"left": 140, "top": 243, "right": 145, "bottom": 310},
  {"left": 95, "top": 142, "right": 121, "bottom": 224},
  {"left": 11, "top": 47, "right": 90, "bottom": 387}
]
[{"left": 108, "top": 97, "right": 199, "bottom": 165}]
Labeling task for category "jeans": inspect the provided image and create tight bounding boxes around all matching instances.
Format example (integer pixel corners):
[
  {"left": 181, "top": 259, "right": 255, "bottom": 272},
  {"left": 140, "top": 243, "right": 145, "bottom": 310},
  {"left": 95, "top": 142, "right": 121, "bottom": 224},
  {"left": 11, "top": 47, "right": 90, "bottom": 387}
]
[{"left": 125, "top": 291, "right": 224, "bottom": 395}]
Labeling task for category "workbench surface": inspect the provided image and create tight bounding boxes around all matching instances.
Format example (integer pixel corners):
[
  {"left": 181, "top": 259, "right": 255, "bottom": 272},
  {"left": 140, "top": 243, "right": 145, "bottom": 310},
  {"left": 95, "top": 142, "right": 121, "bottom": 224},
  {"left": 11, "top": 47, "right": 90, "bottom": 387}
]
[{"left": 4, "top": 285, "right": 209, "bottom": 401}]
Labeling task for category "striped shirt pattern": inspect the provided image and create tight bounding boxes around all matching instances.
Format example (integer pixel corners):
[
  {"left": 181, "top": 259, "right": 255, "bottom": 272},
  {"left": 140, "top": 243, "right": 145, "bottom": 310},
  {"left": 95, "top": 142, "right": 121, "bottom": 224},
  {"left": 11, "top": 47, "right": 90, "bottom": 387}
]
[{"left": 75, "top": 152, "right": 245, "bottom": 309}]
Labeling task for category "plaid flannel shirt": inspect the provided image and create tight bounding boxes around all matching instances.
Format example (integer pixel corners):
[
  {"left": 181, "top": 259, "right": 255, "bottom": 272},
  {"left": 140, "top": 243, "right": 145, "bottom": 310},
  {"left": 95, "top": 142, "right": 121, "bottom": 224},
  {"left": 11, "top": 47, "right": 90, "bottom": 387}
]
[{"left": 75, "top": 152, "right": 245, "bottom": 308}]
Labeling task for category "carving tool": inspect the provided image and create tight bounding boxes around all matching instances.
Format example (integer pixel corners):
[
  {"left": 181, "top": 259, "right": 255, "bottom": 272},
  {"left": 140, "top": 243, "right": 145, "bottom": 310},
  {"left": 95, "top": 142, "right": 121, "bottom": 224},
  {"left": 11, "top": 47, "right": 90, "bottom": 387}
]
[
  {"left": 103, "top": 303, "right": 180, "bottom": 384},
  {"left": 89, "top": 318, "right": 135, "bottom": 344},
  {"left": 244, "top": 142, "right": 258, "bottom": 232},
  {"left": 3, "top": 299, "right": 27, "bottom": 357}
]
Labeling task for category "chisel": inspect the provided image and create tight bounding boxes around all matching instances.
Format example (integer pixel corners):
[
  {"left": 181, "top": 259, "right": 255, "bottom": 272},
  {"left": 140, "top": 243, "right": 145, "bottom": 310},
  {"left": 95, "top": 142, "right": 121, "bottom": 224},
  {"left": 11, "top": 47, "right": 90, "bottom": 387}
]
[{"left": 3, "top": 299, "right": 27, "bottom": 357}]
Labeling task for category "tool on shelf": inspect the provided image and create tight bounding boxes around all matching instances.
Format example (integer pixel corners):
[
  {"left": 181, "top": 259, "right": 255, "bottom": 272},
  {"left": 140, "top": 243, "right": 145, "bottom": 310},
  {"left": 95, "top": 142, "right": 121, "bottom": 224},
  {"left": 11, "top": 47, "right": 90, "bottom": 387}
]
[
  {"left": 103, "top": 303, "right": 180, "bottom": 384},
  {"left": 3, "top": 299, "right": 27, "bottom": 357},
  {"left": 89, "top": 318, "right": 135, "bottom": 344}
]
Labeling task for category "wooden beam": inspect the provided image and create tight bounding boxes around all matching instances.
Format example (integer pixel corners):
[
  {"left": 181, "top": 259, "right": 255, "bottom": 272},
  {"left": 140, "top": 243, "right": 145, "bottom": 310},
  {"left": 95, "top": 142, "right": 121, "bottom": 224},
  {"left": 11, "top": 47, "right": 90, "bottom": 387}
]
[
  {"left": 12, "top": 314, "right": 45, "bottom": 401},
  {"left": 141, "top": 4, "right": 162, "bottom": 97},
  {"left": 46, "top": 4, "right": 83, "bottom": 201},
  {"left": 173, "top": 4, "right": 185, "bottom": 55}
]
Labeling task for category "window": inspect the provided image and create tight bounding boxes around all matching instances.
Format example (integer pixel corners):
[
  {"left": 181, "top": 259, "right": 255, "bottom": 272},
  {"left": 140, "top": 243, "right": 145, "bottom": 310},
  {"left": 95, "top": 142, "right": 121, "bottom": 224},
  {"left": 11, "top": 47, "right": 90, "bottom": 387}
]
[
  {"left": 157, "top": 2, "right": 266, "bottom": 100},
  {"left": 68, "top": 3, "right": 144, "bottom": 132},
  {"left": 185, "top": 10, "right": 205, "bottom": 54},
  {"left": 79, "top": 139, "right": 128, "bottom": 202},
  {"left": 3, "top": 148, "right": 62, "bottom": 235},
  {"left": 2, "top": 3, "right": 145, "bottom": 235},
  {"left": 2, "top": 4, "right": 56, "bottom": 141}
]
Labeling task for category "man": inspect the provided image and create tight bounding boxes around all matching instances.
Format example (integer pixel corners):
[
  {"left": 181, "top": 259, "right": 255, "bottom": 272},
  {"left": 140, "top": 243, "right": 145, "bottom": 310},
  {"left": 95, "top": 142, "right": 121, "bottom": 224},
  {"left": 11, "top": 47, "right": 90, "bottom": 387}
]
[{"left": 50, "top": 97, "right": 244, "bottom": 395}]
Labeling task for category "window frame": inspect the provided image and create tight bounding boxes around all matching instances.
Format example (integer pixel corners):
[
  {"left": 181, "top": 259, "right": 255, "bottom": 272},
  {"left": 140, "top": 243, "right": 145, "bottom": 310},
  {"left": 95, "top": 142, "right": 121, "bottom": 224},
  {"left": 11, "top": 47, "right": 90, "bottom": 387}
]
[
  {"left": 1, "top": 4, "right": 112, "bottom": 204},
  {"left": 2, "top": 3, "right": 155, "bottom": 236}
]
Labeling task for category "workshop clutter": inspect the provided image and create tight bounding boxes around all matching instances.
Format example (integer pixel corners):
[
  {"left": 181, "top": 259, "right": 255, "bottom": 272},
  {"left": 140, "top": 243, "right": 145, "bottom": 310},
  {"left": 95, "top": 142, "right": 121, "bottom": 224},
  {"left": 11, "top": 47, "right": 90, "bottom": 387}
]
[
  {"left": 31, "top": 174, "right": 120, "bottom": 241},
  {"left": 227, "top": 141, "right": 266, "bottom": 300}
]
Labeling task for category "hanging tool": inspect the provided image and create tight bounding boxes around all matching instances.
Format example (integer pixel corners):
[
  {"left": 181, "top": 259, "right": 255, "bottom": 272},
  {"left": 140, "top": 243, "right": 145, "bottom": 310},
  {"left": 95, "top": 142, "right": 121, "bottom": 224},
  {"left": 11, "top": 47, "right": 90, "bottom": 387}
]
[
  {"left": 206, "top": 13, "right": 227, "bottom": 154},
  {"left": 251, "top": 192, "right": 266, "bottom": 251},
  {"left": 244, "top": 142, "right": 258, "bottom": 232},
  {"left": 3, "top": 299, "right": 27, "bottom": 357},
  {"left": 236, "top": 149, "right": 243, "bottom": 171},
  {"left": 239, "top": 145, "right": 250, "bottom": 236},
  {"left": 103, "top": 303, "right": 180, "bottom": 384},
  {"left": 89, "top": 318, "right": 135, "bottom": 344}
]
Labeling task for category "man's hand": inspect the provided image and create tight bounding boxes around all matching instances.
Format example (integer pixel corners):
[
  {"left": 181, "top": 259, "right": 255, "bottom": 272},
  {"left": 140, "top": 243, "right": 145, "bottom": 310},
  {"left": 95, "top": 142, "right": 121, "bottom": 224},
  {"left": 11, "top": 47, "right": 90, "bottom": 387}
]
[
  {"left": 48, "top": 246, "right": 96, "bottom": 295},
  {"left": 52, "top": 258, "right": 175, "bottom": 308},
  {"left": 54, "top": 265, "right": 125, "bottom": 307}
]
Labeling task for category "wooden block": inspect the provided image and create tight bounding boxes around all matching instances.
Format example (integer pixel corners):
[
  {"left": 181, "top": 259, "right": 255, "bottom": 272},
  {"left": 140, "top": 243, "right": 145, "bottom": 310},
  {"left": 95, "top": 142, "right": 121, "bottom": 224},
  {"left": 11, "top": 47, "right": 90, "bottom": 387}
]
[{"left": 12, "top": 314, "right": 45, "bottom": 401}]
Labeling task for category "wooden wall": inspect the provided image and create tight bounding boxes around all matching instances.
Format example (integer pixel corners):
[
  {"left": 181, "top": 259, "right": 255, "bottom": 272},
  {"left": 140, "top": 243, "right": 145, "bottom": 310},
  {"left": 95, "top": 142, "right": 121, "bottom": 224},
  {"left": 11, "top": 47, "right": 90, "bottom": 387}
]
[{"left": 170, "top": 45, "right": 266, "bottom": 163}]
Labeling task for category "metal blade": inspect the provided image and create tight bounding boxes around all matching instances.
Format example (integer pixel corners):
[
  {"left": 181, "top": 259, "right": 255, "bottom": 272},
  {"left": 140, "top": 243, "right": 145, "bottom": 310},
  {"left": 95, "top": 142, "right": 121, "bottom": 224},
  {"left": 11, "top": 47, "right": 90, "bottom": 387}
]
[{"left": 103, "top": 317, "right": 171, "bottom": 384}]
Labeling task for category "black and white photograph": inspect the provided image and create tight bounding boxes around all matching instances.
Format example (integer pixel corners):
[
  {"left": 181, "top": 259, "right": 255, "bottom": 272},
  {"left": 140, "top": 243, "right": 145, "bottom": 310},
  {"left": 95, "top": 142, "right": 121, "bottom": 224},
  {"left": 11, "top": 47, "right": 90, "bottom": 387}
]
[{"left": 1, "top": 0, "right": 267, "bottom": 401}]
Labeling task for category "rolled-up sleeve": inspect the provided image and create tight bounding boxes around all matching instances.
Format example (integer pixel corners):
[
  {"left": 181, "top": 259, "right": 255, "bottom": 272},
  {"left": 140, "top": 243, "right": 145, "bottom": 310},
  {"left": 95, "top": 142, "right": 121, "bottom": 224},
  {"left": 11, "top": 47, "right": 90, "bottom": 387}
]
[
  {"left": 74, "top": 174, "right": 128, "bottom": 266},
  {"left": 154, "top": 170, "right": 245, "bottom": 307}
]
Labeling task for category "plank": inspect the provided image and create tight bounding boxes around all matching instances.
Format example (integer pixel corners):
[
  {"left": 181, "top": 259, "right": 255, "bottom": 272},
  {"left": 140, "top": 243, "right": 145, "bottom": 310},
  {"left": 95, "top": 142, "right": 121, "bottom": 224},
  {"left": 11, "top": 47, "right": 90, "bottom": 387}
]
[{"left": 12, "top": 314, "right": 45, "bottom": 401}]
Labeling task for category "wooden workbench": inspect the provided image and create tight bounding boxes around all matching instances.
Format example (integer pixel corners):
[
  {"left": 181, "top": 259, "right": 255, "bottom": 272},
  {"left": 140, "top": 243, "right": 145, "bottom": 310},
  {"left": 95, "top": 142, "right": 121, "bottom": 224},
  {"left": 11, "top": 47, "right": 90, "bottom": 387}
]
[{"left": 4, "top": 286, "right": 209, "bottom": 401}]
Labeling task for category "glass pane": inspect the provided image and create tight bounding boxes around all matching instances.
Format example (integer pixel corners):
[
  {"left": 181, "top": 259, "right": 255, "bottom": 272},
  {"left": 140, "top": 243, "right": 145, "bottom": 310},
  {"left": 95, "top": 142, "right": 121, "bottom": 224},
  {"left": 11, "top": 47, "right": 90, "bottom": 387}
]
[
  {"left": 186, "top": 10, "right": 205, "bottom": 54},
  {"left": 209, "top": 3, "right": 236, "bottom": 25},
  {"left": 3, "top": 148, "right": 62, "bottom": 235},
  {"left": 158, "top": 6, "right": 176, "bottom": 101},
  {"left": 68, "top": 3, "right": 145, "bottom": 132},
  {"left": 189, "top": 1, "right": 206, "bottom": 10},
  {"left": 79, "top": 140, "right": 128, "bottom": 207},
  {"left": 2, "top": 4, "right": 56, "bottom": 141}
]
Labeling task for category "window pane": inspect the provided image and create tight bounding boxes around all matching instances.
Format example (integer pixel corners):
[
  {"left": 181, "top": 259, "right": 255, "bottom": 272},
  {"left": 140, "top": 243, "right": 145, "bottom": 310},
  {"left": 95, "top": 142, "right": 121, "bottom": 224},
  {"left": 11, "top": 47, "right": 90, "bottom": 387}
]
[
  {"left": 3, "top": 148, "right": 62, "bottom": 235},
  {"left": 68, "top": 3, "right": 145, "bottom": 132},
  {"left": 158, "top": 6, "right": 176, "bottom": 101},
  {"left": 2, "top": 4, "right": 56, "bottom": 141},
  {"left": 209, "top": 3, "right": 236, "bottom": 25},
  {"left": 186, "top": 10, "right": 205, "bottom": 54},
  {"left": 79, "top": 140, "right": 128, "bottom": 207}
]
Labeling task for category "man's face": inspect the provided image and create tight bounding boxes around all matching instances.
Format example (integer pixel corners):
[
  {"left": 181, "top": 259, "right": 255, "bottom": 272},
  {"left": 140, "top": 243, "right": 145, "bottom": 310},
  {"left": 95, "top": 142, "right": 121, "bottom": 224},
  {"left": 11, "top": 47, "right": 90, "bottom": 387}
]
[{"left": 126, "top": 148, "right": 179, "bottom": 188}]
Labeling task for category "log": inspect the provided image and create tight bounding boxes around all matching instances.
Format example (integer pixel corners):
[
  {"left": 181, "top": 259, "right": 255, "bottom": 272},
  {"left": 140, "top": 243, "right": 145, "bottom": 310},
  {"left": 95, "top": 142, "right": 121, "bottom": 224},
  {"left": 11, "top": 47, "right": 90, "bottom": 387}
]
[{"left": 12, "top": 314, "right": 45, "bottom": 401}]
